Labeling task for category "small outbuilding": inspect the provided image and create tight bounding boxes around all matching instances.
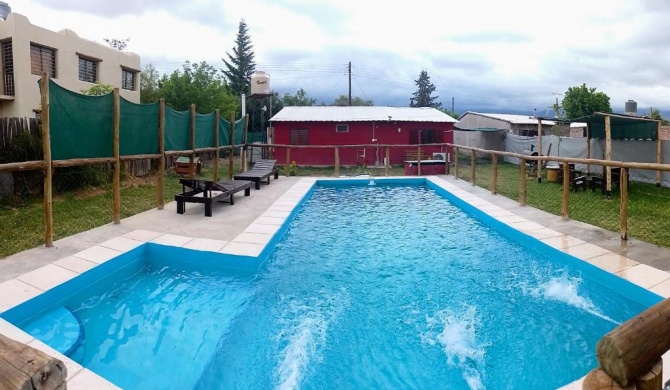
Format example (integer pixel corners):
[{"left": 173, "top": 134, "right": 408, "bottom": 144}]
[
  {"left": 270, "top": 106, "right": 457, "bottom": 166},
  {"left": 457, "top": 112, "right": 555, "bottom": 136}
]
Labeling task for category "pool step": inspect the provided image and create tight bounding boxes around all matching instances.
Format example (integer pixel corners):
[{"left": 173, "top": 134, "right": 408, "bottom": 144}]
[{"left": 24, "top": 306, "right": 84, "bottom": 357}]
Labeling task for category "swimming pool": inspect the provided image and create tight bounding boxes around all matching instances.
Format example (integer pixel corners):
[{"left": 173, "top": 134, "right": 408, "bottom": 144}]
[{"left": 1, "top": 178, "right": 662, "bottom": 389}]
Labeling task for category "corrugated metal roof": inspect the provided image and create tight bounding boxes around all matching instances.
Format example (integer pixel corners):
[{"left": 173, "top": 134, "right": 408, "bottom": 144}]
[
  {"left": 459, "top": 111, "right": 556, "bottom": 125},
  {"left": 270, "top": 106, "right": 457, "bottom": 123},
  {"left": 570, "top": 122, "right": 587, "bottom": 128}
]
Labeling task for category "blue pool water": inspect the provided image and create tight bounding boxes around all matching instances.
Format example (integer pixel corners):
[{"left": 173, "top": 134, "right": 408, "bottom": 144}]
[{"left": 2, "top": 179, "right": 661, "bottom": 389}]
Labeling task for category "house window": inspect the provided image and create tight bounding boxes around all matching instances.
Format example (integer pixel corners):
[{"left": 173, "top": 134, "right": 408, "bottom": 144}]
[
  {"left": 335, "top": 124, "right": 348, "bottom": 132},
  {"left": 290, "top": 129, "right": 309, "bottom": 145},
  {"left": 121, "top": 68, "right": 136, "bottom": 90},
  {"left": 78, "top": 56, "right": 98, "bottom": 83},
  {"left": 30, "top": 43, "right": 56, "bottom": 77},
  {"left": 409, "top": 129, "right": 442, "bottom": 145},
  {"left": 2, "top": 40, "right": 14, "bottom": 96}
]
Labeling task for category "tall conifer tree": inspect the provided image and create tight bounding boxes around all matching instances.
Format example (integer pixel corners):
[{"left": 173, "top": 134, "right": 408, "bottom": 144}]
[
  {"left": 410, "top": 70, "right": 442, "bottom": 109},
  {"left": 223, "top": 19, "right": 256, "bottom": 96}
]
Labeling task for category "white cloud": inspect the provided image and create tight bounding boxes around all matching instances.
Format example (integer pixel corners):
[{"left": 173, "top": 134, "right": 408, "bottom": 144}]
[{"left": 10, "top": 0, "right": 670, "bottom": 113}]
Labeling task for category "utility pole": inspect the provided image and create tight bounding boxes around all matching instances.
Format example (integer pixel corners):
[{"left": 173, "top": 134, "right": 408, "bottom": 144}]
[
  {"left": 451, "top": 97, "right": 455, "bottom": 115},
  {"left": 348, "top": 61, "right": 352, "bottom": 106}
]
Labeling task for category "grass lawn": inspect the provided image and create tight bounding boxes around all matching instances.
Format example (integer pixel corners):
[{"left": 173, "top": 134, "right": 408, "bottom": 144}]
[
  {"left": 456, "top": 160, "right": 670, "bottom": 248},
  {"left": 1, "top": 159, "right": 669, "bottom": 258}
]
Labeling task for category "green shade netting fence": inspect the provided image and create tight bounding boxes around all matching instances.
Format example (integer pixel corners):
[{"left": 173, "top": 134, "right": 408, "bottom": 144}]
[
  {"left": 219, "top": 117, "right": 246, "bottom": 146},
  {"left": 195, "top": 113, "right": 216, "bottom": 149},
  {"left": 120, "top": 98, "right": 159, "bottom": 155},
  {"left": 575, "top": 112, "right": 659, "bottom": 140},
  {"left": 46, "top": 79, "right": 247, "bottom": 158},
  {"left": 164, "top": 108, "right": 190, "bottom": 151},
  {"left": 48, "top": 80, "right": 113, "bottom": 160}
]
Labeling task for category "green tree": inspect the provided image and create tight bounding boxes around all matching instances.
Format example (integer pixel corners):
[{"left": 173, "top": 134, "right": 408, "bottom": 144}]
[
  {"left": 561, "top": 83, "right": 612, "bottom": 119},
  {"left": 281, "top": 88, "right": 317, "bottom": 106},
  {"left": 222, "top": 19, "right": 256, "bottom": 96},
  {"left": 140, "top": 64, "right": 161, "bottom": 103},
  {"left": 159, "top": 61, "right": 238, "bottom": 114},
  {"left": 410, "top": 70, "right": 441, "bottom": 108},
  {"left": 650, "top": 108, "right": 669, "bottom": 125},
  {"left": 331, "top": 95, "right": 373, "bottom": 106},
  {"left": 81, "top": 82, "right": 113, "bottom": 96},
  {"left": 440, "top": 108, "right": 459, "bottom": 119}
]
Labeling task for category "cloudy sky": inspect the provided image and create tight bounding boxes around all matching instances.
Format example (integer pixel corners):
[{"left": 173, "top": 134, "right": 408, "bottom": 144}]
[{"left": 12, "top": 0, "right": 670, "bottom": 115}]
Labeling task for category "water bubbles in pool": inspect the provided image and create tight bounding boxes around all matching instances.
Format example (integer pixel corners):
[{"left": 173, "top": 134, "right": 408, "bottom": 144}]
[
  {"left": 526, "top": 275, "right": 618, "bottom": 325},
  {"left": 422, "top": 305, "right": 488, "bottom": 390},
  {"left": 273, "top": 289, "right": 350, "bottom": 390}
]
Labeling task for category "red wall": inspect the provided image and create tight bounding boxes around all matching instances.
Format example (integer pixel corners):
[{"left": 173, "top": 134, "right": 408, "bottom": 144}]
[{"left": 273, "top": 121, "right": 454, "bottom": 166}]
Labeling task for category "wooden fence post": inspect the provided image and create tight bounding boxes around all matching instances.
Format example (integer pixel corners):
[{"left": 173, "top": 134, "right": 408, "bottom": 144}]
[
  {"left": 657, "top": 121, "right": 662, "bottom": 188},
  {"left": 40, "top": 73, "right": 53, "bottom": 247},
  {"left": 244, "top": 114, "right": 249, "bottom": 172},
  {"left": 454, "top": 146, "right": 459, "bottom": 179},
  {"left": 491, "top": 153, "right": 498, "bottom": 194},
  {"left": 213, "top": 109, "right": 219, "bottom": 181},
  {"left": 385, "top": 147, "right": 390, "bottom": 177},
  {"left": 520, "top": 157, "right": 527, "bottom": 206},
  {"left": 157, "top": 99, "right": 165, "bottom": 210},
  {"left": 285, "top": 146, "right": 291, "bottom": 177},
  {"left": 334, "top": 147, "right": 340, "bottom": 177},
  {"left": 189, "top": 104, "right": 196, "bottom": 179},
  {"left": 470, "top": 149, "right": 476, "bottom": 186},
  {"left": 561, "top": 162, "right": 570, "bottom": 218},
  {"left": 113, "top": 88, "right": 121, "bottom": 224},
  {"left": 228, "top": 112, "right": 235, "bottom": 180},
  {"left": 605, "top": 115, "right": 612, "bottom": 198},
  {"left": 620, "top": 167, "right": 628, "bottom": 240},
  {"left": 417, "top": 146, "right": 422, "bottom": 176},
  {"left": 537, "top": 117, "right": 543, "bottom": 183},
  {"left": 240, "top": 114, "right": 248, "bottom": 173}
]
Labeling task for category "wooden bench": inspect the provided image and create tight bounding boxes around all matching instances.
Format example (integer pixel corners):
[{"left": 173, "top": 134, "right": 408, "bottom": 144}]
[
  {"left": 404, "top": 150, "right": 431, "bottom": 161},
  {"left": 175, "top": 179, "right": 252, "bottom": 217}
]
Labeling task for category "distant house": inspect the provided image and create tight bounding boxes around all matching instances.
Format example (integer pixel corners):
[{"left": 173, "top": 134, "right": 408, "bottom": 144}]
[
  {"left": 457, "top": 112, "right": 555, "bottom": 136},
  {"left": 570, "top": 122, "right": 587, "bottom": 138},
  {"left": 0, "top": 11, "right": 140, "bottom": 118},
  {"left": 270, "top": 106, "right": 457, "bottom": 166}
]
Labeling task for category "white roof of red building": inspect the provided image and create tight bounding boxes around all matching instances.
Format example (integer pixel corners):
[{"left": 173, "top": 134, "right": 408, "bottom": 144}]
[{"left": 270, "top": 106, "right": 457, "bottom": 123}]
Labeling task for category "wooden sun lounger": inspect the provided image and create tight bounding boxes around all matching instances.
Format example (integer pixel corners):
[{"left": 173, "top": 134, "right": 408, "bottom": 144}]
[
  {"left": 175, "top": 178, "right": 252, "bottom": 217},
  {"left": 233, "top": 161, "right": 280, "bottom": 190}
]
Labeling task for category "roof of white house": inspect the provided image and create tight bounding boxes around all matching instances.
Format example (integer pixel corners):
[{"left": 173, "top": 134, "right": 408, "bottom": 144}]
[
  {"left": 570, "top": 122, "right": 588, "bottom": 128},
  {"left": 270, "top": 106, "right": 457, "bottom": 123},
  {"left": 459, "top": 111, "right": 556, "bottom": 126}
]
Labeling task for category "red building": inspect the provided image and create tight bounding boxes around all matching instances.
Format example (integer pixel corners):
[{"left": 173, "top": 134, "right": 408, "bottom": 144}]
[{"left": 270, "top": 106, "right": 457, "bottom": 166}]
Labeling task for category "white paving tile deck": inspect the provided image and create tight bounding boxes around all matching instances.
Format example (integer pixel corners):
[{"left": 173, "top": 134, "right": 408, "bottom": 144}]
[
  {"left": 244, "top": 223, "right": 281, "bottom": 235},
  {"left": 53, "top": 256, "right": 99, "bottom": 273},
  {"left": 0, "top": 319, "right": 34, "bottom": 344},
  {"left": 68, "top": 369, "right": 121, "bottom": 390},
  {"left": 17, "top": 264, "right": 78, "bottom": 291},
  {"left": 99, "top": 236, "right": 144, "bottom": 252},
  {"left": 585, "top": 253, "right": 639, "bottom": 274},
  {"left": 0, "top": 279, "right": 42, "bottom": 312},
  {"left": 616, "top": 264, "right": 670, "bottom": 289},
  {"left": 220, "top": 242, "right": 264, "bottom": 257},
  {"left": 182, "top": 238, "right": 228, "bottom": 252},
  {"left": 150, "top": 233, "right": 193, "bottom": 247},
  {"left": 73, "top": 246, "right": 123, "bottom": 264}
]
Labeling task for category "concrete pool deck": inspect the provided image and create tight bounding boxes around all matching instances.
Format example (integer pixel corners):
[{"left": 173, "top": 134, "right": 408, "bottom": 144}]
[{"left": 1, "top": 174, "right": 669, "bottom": 389}]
